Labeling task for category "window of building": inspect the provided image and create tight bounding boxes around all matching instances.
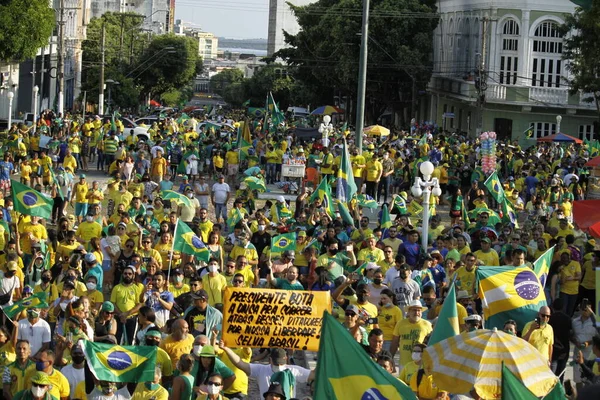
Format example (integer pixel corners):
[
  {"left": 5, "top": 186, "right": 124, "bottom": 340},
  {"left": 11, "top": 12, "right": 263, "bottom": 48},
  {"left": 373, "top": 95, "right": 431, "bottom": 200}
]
[
  {"left": 531, "top": 122, "right": 557, "bottom": 138},
  {"left": 579, "top": 124, "right": 595, "bottom": 141},
  {"left": 531, "top": 21, "right": 563, "bottom": 88},
  {"left": 499, "top": 19, "right": 519, "bottom": 85}
]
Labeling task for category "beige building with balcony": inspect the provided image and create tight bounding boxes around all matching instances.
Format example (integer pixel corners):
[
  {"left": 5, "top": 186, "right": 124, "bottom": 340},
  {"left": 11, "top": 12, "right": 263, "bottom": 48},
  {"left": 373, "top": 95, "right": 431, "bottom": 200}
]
[{"left": 428, "top": 0, "right": 597, "bottom": 143}]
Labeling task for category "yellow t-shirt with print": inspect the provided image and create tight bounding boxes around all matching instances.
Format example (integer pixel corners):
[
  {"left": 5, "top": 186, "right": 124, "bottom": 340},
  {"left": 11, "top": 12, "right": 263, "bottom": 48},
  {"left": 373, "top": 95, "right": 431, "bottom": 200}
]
[
  {"left": 523, "top": 321, "right": 554, "bottom": 361},
  {"left": 110, "top": 282, "right": 144, "bottom": 314},
  {"left": 559, "top": 261, "right": 581, "bottom": 295},
  {"left": 392, "top": 319, "right": 433, "bottom": 368},
  {"left": 452, "top": 266, "right": 477, "bottom": 296},
  {"left": 378, "top": 305, "right": 404, "bottom": 340},
  {"left": 74, "top": 183, "right": 89, "bottom": 203}
]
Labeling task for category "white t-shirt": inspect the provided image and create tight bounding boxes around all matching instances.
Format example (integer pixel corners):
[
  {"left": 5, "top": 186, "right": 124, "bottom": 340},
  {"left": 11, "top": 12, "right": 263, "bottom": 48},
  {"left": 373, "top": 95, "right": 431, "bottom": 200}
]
[
  {"left": 179, "top": 197, "right": 200, "bottom": 222},
  {"left": 61, "top": 364, "right": 85, "bottom": 396},
  {"left": 17, "top": 318, "right": 51, "bottom": 355},
  {"left": 0, "top": 275, "right": 20, "bottom": 305},
  {"left": 249, "top": 363, "right": 311, "bottom": 398},
  {"left": 211, "top": 182, "right": 230, "bottom": 204},
  {"left": 194, "top": 182, "right": 210, "bottom": 205},
  {"left": 383, "top": 267, "right": 400, "bottom": 285}
]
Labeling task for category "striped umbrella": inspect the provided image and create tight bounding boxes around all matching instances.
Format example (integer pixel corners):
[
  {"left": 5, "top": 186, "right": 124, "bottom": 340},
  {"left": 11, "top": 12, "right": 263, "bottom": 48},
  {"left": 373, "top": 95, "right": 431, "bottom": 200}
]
[{"left": 423, "top": 328, "right": 557, "bottom": 399}]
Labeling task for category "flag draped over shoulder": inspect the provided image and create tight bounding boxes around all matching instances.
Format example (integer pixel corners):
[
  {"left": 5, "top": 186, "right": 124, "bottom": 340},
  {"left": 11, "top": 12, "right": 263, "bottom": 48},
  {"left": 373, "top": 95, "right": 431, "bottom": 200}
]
[
  {"left": 83, "top": 340, "right": 156, "bottom": 383},
  {"left": 11, "top": 180, "right": 53, "bottom": 219},
  {"left": 314, "top": 312, "right": 416, "bottom": 400},
  {"left": 173, "top": 221, "right": 210, "bottom": 262},
  {"left": 476, "top": 266, "right": 546, "bottom": 330},
  {"left": 428, "top": 284, "right": 460, "bottom": 345},
  {"left": 271, "top": 233, "right": 296, "bottom": 258},
  {"left": 335, "top": 140, "right": 357, "bottom": 202},
  {"left": 484, "top": 171, "right": 506, "bottom": 204},
  {"left": 3, "top": 292, "right": 48, "bottom": 319},
  {"left": 533, "top": 246, "right": 555, "bottom": 289}
]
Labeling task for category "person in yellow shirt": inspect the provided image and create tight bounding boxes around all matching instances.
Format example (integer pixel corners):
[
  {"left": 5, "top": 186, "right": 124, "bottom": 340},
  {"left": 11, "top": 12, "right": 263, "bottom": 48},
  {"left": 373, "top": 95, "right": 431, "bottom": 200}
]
[
  {"left": 151, "top": 150, "right": 168, "bottom": 182},
  {"left": 225, "top": 149, "right": 239, "bottom": 185},
  {"left": 357, "top": 235, "right": 385, "bottom": 265},
  {"left": 390, "top": 301, "right": 433, "bottom": 369},
  {"left": 351, "top": 149, "right": 366, "bottom": 191},
  {"left": 473, "top": 237, "right": 499, "bottom": 266},
  {"left": 201, "top": 259, "right": 228, "bottom": 306},
  {"left": 23, "top": 351, "right": 70, "bottom": 400},
  {"left": 365, "top": 155, "right": 383, "bottom": 199},
  {"left": 320, "top": 147, "right": 335, "bottom": 180},
  {"left": 265, "top": 145, "right": 278, "bottom": 184},
  {"left": 75, "top": 216, "right": 102, "bottom": 245},
  {"left": 63, "top": 149, "right": 78, "bottom": 173},
  {"left": 20, "top": 216, "right": 47, "bottom": 265},
  {"left": 73, "top": 174, "right": 89, "bottom": 223},
  {"left": 19, "top": 159, "right": 32, "bottom": 186},
  {"left": 451, "top": 254, "right": 478, "bottom": 296},
  {"left": 378, "top": 289, "right": 404, "bottom": 348},
  {"left": 213, "top": 151, "right": 225, "bottom": 176},
  {"left": 558, "top": 251, "right": 581, "bottom": 316},
  {"left": 3, "top": 340, "right": 35, "bottom": 397},
  {"left": 399, "top": 343, "right": 425, "bottom": 385},
  {"left": 522, "top": 306, "right": 554, "bottom": 362},
  {"left": 110, "top": 266, "right": 144, "bottom": 344},
  {"left": 159, "top": 319, "right": 194, "bottom": 370}
]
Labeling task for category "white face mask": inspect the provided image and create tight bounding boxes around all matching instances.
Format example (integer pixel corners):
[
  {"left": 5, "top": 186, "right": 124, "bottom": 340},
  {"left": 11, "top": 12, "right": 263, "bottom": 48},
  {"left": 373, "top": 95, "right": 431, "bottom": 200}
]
[
  {"left": 31, "top": 386, "right": 46, "bottom": 397},
  {"left": 86, "top": 282, "right": 97, "bottom": 291},
  {"left": 7, "top": 206, "right": 13, "bottom": 211},
  {"left": 206, "top": 383, "right": 221, "bottom": 395},
  {"left": 411, "top": 352, "right": 422, "bottom": 362},
  {"left": 187, "top": 192, "right": 194, "bottom": 198},
  {"left": 208, "top": 265, "right": 219, "bottom": 273},
  {"left": 258, "top": 224, "right": 266, "bottom": 232},
  {"left": 193, "top": 344, "right": 203, "bottom": 357},
  {"left": 86, "top": 216, "right": 93, "bottom": 222},
  {"left": 271, "top": 365, "right": 286, "bottom": 373}
]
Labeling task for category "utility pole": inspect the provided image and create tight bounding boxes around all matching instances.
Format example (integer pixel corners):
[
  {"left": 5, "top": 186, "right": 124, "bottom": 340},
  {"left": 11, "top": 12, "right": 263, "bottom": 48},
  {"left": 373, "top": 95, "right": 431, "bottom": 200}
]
[
  {"left": 57, "top": 0, "right": 65, "bottom": 115},
  {"left": 99, "top": 21, "right": 106, "bottom": 116},
  {"left": 355, "top": 0, "right": 370, "bottom": 153},
  {"left": 39, "top": 44, "right": 45, "bottom": 113},
  {"left": 476, "top": 17, "right": 489, "bottom": 134}
]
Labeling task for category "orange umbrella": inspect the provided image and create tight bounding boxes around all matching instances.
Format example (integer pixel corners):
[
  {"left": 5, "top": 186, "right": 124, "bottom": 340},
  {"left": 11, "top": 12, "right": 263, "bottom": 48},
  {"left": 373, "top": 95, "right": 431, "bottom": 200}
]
[{"left": 585, "top": 156, "right": 600, "bottom": 167}]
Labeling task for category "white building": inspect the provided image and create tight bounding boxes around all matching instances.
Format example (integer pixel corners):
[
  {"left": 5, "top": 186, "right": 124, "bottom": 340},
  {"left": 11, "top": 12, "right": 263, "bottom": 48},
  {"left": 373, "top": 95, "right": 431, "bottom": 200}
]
[
  {"left": 267, "top": 0, "right": 315, "bottom": 56},
  {"left": 194, "top": 31, "right": 219, "bottom": 61},
  {"left": 90, "top": 0, "right": 173, "bottom": 34},
  {"left": 427, "top": 0, "right": 597, "bottom": 143}
]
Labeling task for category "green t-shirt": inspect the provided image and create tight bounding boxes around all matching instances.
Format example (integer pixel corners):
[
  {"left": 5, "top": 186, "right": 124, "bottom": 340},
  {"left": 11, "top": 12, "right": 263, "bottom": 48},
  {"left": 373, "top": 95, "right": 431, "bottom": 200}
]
[
  {"left": 189, "top": 358, "right": 234, "bottom": 385},
  {"left": 317, "top": 253, "right": 351, "bottom": 280},
  {"left": 274, "top": 278, "right": 304, "bottom": 291}
]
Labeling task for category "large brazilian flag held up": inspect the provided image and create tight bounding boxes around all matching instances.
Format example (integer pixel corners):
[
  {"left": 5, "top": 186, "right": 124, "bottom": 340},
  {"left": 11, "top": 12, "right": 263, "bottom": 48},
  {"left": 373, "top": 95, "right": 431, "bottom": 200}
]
[
  {"left": 314, "top": 312, "right": 416, "bottom": 399},
  {"left": 83, "top": 340, "right": 156, "bottom": 383},
  {"left": 173, "top": 220, "right": 210, "bottom": 262},
  {"left": 11, "top": 180, "right": 53, "bottom": 219}
]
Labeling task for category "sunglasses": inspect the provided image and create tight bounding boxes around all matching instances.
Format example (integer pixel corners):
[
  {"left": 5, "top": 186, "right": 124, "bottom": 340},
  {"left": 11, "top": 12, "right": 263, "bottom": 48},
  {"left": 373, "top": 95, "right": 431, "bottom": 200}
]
[
  {"left": 207, "top": 381, "right": 222, "bottom": 386},
  {"left": 539, "top": 314, "right": 551, "bottom": 318},
  {"left": 32, "top": 383, "right": 48, "bottom": 388},
  {"left": 143, "top": 241, "right": 151, "bottom": 244},
  {"left": 345, "top": 312, "right": 356, "bottom": 317}
]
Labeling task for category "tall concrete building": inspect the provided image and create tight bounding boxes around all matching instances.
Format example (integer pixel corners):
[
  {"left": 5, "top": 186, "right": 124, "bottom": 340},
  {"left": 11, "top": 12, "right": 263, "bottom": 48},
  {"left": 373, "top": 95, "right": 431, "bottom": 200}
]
[
  {"left": 267, "top": 0, "right": 314, "bottom": 56},
  {"left": 427, "top": 0, "right": 596, "bottom": 142},
  {"left": 90, "top": 0, "right": 174, "bottom": 34},
  {"left": 175, "top": 21, "right": 219, "bottom": 61}
]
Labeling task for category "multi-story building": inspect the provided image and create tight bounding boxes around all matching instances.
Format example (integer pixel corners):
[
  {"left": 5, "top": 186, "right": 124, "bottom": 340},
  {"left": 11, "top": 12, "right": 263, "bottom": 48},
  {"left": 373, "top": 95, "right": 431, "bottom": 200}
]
[
  {"left": 267, "top": 0, "right": 314, "bottom": 56},
  {"left": 427, "top": 0, "right": 596, "bottom": 143},
  {"left": 194, "top": 31, "right": 219, "bottom": 61},
  {"left": 90, "top": 0, "right": 173, "bottom": 34}
]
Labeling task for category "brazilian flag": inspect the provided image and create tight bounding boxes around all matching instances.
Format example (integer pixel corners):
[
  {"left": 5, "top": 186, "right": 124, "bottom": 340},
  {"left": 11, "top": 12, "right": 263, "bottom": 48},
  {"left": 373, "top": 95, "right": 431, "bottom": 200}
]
[
  {"left": 484, "top": 171, "right": 506, "bottom": 203},
  {"left": 173, "top": 220, "right": 210, "bottom": 262},
  {"left": 271, "top": 233, "right": 296, "bottom": 259},
  {"left": 380, "top": 205, "right": 392, "bottom": 229},
  {"left": 393, "top": 194, "right": 408, "bottom": 214},
  {"left": 533, "top": 246, "right": 555, "bottom": 289},
  {"left": 11, "top": 180, "right": 53, "bottom": 219},
  {"left": 248, "top": 107, "right": 265, "bottom": 118},
  {"left": 3, "top": 292, "right": 48, "bottom": 319},
  {"left": 337, "top": 201, "right": 355, "bottom": 227},
  {"left": 501, "top": 198, "right": 519, "bottom": 229},
  {"left": 314, "top": 312, "right": 416, "bottom": 399},
  {"left": 83, "top": 340, "right": 156, "bottom": 383}
]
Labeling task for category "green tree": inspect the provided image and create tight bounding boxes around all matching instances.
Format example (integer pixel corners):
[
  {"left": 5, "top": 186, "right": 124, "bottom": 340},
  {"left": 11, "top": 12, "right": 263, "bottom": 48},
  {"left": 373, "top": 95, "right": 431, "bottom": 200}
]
[
  {"left": 276, "top": 0, "right": 438, "bottom": 125},
  {"left": 136, "top": 35, "right": 200, "bottom": 98},
  {"left": 561, "top": 1, "right": 600, "bottom": 116},
  {"left": 210, "top": 69, "right": 244, "bottom": 98},
  {"left": 0, "top": 0, "right": 55, "bottom": 62}
]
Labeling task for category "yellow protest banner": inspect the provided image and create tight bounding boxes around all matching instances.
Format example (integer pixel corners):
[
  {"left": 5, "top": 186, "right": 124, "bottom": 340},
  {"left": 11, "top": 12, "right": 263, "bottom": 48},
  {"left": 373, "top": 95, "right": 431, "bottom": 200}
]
[{"left": 222, "top": 287, "right": 331, "bottom": 351}]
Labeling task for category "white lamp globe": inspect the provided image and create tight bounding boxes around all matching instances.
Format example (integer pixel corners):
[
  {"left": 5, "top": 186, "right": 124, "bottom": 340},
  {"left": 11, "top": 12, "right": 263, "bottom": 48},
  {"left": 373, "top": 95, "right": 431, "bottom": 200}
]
[
  {"left": 420, "top": 161, "right": 434, "bottom": 177},
  {"left": 323, "top": 115, "right": 331, "bottom": 124},
  {"left": 432, "top": 186, "right": 442, "bottom": 197},
  {"left": 412, "top": 186, "right": 423, "bottom": 198}
]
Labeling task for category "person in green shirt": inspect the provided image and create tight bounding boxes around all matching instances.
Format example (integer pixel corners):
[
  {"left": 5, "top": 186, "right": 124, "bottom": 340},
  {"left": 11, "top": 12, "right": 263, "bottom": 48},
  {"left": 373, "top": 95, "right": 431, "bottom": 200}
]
[
  {"left": 267, "top": 265, "right": 304, "bottom": 290},
  {"left": 316, "top": 239, "right": 358, "bottom": 281},
  {"left": 190, "top": 345, "right": 235, "bottom": 392}
]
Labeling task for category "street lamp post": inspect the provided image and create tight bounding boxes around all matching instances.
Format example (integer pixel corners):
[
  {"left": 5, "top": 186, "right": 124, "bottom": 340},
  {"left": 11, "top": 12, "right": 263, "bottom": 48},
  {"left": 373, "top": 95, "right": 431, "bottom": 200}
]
[
  {"left": 105, "top": 79, "right": 120, "bottom": 113},
  {"left": 32, "top": 86, "right": 39, "bottom": 134},
  {"left": 411, "top": 160, "right": 442, "bottom": 250},
  {"left": 7, "top": 92, "right": 14, "bottom": 130},
  {"left": 556, "top": 115, "right": 562, "bottom": 134},
  {"left": 319, "top": 115, "right": 333, "bottom": 147}
]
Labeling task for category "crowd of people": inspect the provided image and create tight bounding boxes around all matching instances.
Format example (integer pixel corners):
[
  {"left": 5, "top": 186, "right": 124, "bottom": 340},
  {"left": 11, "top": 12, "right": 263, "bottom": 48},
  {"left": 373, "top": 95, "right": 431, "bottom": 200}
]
[{"left": 0, "top": 108, "right": 597, "bottom": 399}]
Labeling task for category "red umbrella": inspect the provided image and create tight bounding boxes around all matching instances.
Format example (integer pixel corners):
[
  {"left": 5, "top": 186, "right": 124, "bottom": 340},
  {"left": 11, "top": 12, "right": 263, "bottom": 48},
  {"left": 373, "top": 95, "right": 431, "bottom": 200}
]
[
  {"left": 149, "top": 99, "right": 161, "bottom": 107},
  {"left": 589, "top": 221, "right": 600, "bottom": 238},
  {"left": 537, "top": 133, "right": 583, "bottom": 144},
  {"left": 585, "top": 156, "right": 600, "bottom": 167}
]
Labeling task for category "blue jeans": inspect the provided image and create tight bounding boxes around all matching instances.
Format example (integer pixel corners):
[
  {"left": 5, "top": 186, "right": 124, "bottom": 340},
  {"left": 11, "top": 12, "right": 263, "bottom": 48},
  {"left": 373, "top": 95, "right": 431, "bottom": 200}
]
[
  {"left": 377, "top": 175, "right": 392, "bottom": 203},
  {"left": 560, "top": 292, "right": 578, "bottom": 316},
  {"left": 215, "top": 203, "right": 227, "bottom": 223}
]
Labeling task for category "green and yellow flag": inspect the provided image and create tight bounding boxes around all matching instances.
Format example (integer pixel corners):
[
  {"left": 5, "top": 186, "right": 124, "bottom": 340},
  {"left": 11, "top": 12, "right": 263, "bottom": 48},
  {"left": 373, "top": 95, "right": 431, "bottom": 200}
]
[
  {"left": 310, "top": 178, "right": 336, "bottom": 217},
  {"left": 476, "top": 266, "right": 546, "bottom": 330},
  {"left": 11, "top": 180, "right": 53, "bottom": 219},
  {"left": 393, "top": 194, "right": 408, "bottom": 214},
  {"left": 335, "top": 139, "right": 357, "bottom": 202},
  {"left": 501, "top": 362, "right": 538, "bottom": 400},
  {"left": 428, "top": 284, "right": 459, "bottom": 346},
  {"left": 337, "top": 201, "right": 355, "bottom": 227},
  {"left": 380, "top": 205, "right": 392, "bottom": 229},
  {"left": 407, "top": 200, "right": 424, "bottom": 217},
  {"left": 501, "top": 198, "right": 519, "bottom": 229},
  {"left": 271, "top": 233, "right": 296, "bottom": 258},
  {"left": 3, "top": 292, "right": 48, "bottom": 319},
  {"left": 314, "top": 312, "right": 416, "bottom": 399},
  {"left": 227, "top": 208, "right": 244, "bottom": 230},
  {"left": 173, "top": 220, "right": 210, "bottom": 262},
  {"left": 461, "top": 198, "right": 471, "bottom": 227},
  {"left": 83, "top": 340, "right": 156, "bottom": 383},
  {"left": 533, "top": 246, "right": 555, "bottom": 289},
  {"left": 484, "top": 171, "right": 506, "bottom": 204},
  {"left": 356, "top": 194, "right": 378, "bottom": 209}
]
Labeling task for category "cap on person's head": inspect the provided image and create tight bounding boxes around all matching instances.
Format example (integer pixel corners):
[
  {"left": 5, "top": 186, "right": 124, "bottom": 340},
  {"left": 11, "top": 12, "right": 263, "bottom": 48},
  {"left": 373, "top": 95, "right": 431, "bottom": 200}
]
[
  {"left": 173, "top": 268, "right": 183, "bottom": 275},
  {"left": 23, "top": 286, "right": 33, "bottom": 295},
  {"left": 263, "top": 382, "right": 287, "bottom": 399},
  {"left": 270, "top": 348, "right": 287, "bottom": 365},
  {"left": 464, "top": 314, "right": 482, "bottom": 323},
  {"left": 118, "top": 222, "right": 127, "bottom": 228},
  {"left": 79, "top": 174, "right": 86, "bottom": 179},
  {"left": 365, "top": 262, "right": 379, "bottom": 271},
  {"left": 63, "top": 280, "right": 76, "bottom": 290},
  {"left": 84, "top": 253, "right": 97, "bottom": 263},
  {"left": 406, "top": 300, "right": 427, "bottom": 311},
  {"left": 123, "top": 265, "right": 136, "bottom": 274},
  {"left": 346, "top": 304, "right": 359, "bottom": 314},
  {"left": 7, "top": 261, "right": 18, "bottom": 271},
  {"left": 218, "top": 174, "right": 225, "bottom": 179},
  {"left": 276, "top": 195, "right": 286, "bottom": 203},
  {"left": 282, "top": 250, "right": 295, "bottom": 259},
  {"left": 298, "top": 231, "right": 307, "bottom": 237},
  {"left": 237, "top": 232, "right": 249, "bottom": 240},
  {"left": 30, "top": 371, "right": 51, "bottom": 386},
  {"left": 191, "top": 289, "right": 209, "bottom": 300},
  {"left": 456, "top": 290, "right": 471, "bottom": 300},
  {"left": 199, "top": 345, "right": 217, "bottom": 358},
  {"left": 365, "top": 234, "right": 376, "bottom": 241},
  {"left": 101, "top": 301, "right": 115, "bottom": 313},
  {"left": 481, "top": 237, "right": 491, "bottom": 244},
  {"left": 68, "top": 316, "right": 81, "bottom": 325},
  {"left": 183, "top": 175, "right": 189, "bottom": 180},
  {"left": 144, "top": 329, "right": 162, "bottom": 339},
  {"left": 443, "top": 163, "right": 449, "bottom": 167}
]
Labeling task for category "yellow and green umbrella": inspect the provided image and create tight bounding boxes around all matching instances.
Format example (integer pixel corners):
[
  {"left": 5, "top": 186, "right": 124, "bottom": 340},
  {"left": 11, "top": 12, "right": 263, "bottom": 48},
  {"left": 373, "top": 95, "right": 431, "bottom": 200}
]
[
  {"left": 423, "top": 328, "right": 558, "bottom": 399},
  {"left": 364, "top": 125, "right": 390, "bottom": 136}
]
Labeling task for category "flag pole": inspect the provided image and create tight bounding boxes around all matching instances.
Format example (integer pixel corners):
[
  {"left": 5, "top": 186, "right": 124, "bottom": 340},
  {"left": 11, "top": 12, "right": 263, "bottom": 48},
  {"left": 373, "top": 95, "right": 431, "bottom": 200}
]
[{"left": 167, "top": 220, "right": 179, "bottom": 283}]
